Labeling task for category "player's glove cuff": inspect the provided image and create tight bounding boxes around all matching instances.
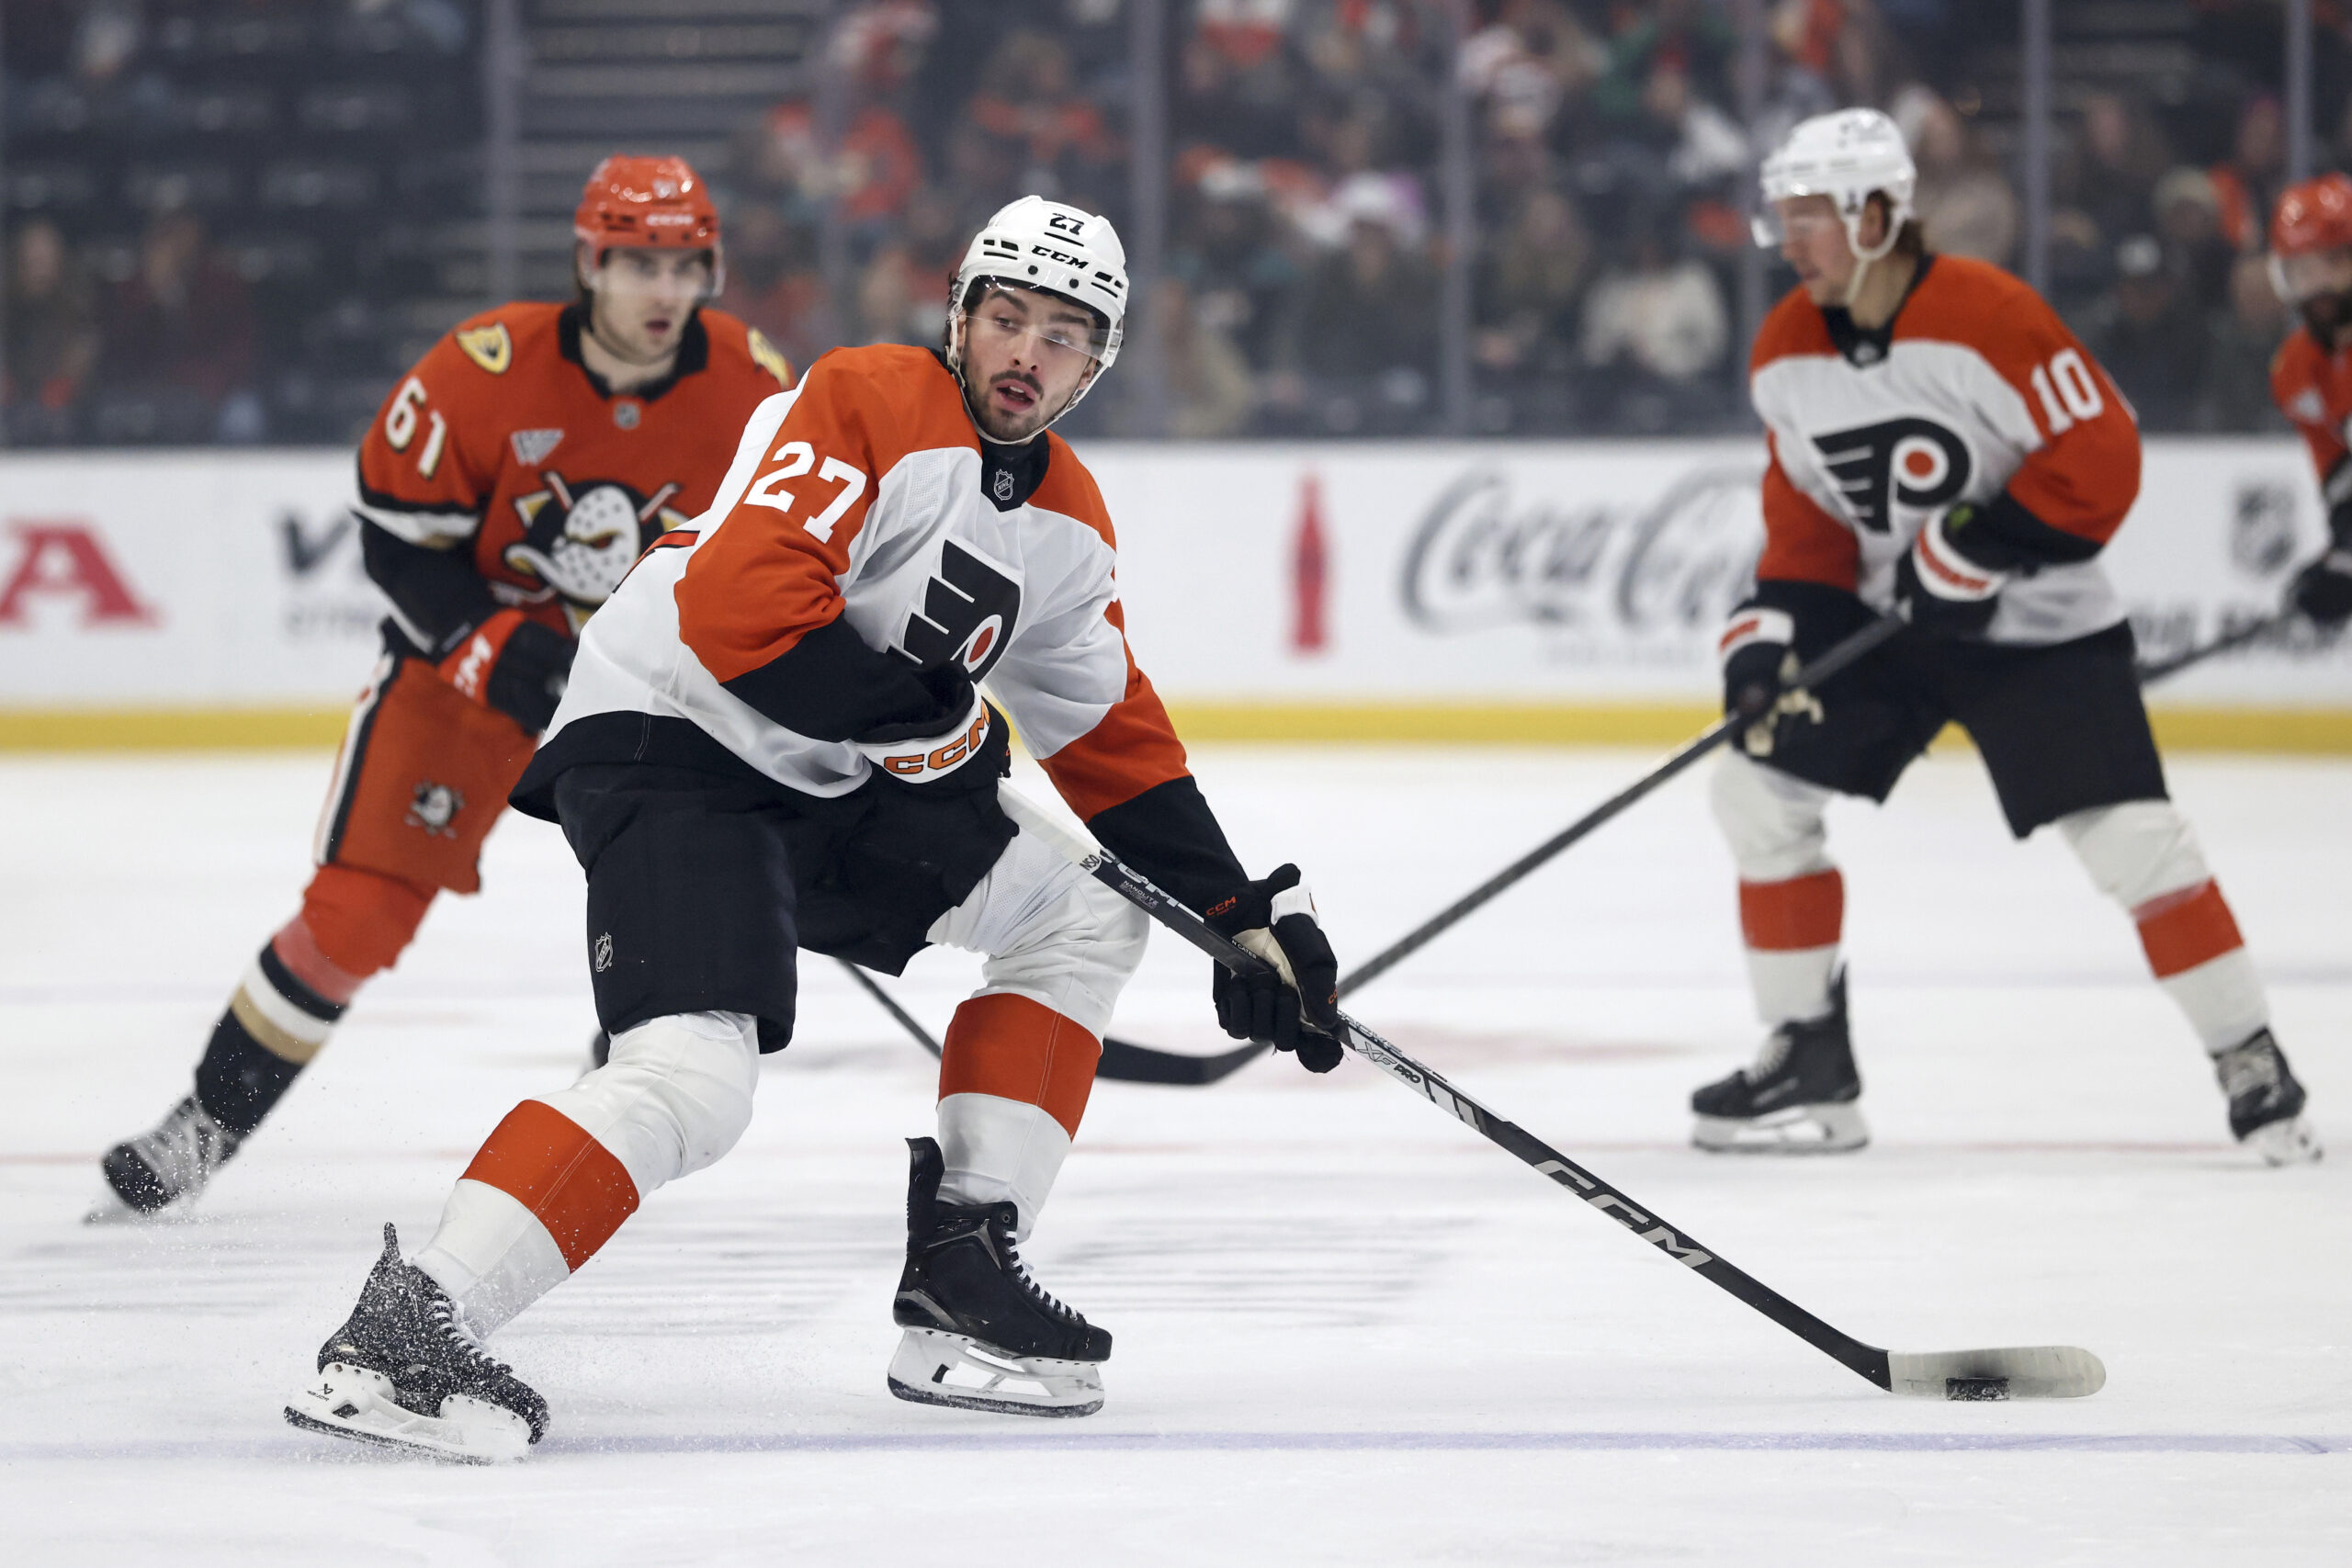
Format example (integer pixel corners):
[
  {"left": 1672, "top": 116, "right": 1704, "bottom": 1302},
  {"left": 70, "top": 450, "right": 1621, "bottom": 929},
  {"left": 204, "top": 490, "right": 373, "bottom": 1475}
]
[
  {"left": 854, "top": 685, "right": 1011, "bottom": 793},
  {"left": 436, "top": 608, "right": 574, "bottom": 734}
]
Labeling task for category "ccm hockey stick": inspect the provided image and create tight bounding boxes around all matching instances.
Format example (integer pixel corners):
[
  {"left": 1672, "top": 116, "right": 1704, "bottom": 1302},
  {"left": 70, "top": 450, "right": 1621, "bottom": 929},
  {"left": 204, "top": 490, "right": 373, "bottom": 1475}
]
[
  {"left": 998, "top": 781, "right": 2105, "bottom": 1400},
  {"left": 836, "top": 958, "right": 1265, "bottom": 1086}
]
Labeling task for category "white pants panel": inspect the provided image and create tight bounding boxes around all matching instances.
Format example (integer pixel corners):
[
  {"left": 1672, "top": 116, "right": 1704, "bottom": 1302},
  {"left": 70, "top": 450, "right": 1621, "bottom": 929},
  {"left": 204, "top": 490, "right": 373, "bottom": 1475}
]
[
  {"left": 925, "top": 826, "right": 1149, "bottom": 1041},
  {"left": 1711, "top": 751, "right": 1836, "bottom": 884},
  {"left": 2057, "top": 800, "right": 2210, "bottom": 909}
]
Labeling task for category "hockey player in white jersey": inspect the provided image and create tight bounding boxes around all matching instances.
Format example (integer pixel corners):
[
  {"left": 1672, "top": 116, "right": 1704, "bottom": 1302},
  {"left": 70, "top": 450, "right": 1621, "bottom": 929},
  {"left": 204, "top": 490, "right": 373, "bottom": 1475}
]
[
  {"left": 285, "top": 197, "right": 1348, "bottom": 1460},
  {"left": 1690, "top": 109, "right": 2318, "bottom": 1164}
]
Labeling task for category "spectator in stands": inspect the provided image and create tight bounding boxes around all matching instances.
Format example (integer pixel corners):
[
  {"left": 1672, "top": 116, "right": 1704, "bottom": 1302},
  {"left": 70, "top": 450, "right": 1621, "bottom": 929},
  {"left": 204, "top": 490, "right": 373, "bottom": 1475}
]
[
  {"left": 1165, "top": 164, "right": 1307, "bottom": 373},
  {"left": 2152, "top": 166, "right": 2233, "bottom": 314},
  {"left": 1155, "top": 276, "right": 1258, "bottom": 439},
  {"left": 2054, "top": 92, "right": 2172, "bottom": 265},
  {"left": 1578, "top": 214, "right": 1728, "bottom": 399},
  {"left": 1894, "top": 84, "right": 2017, "bottom": 267},
  {"left": 2075, "top": 234, "right": 2202, "bottom": 432},
  {"left": 2198, "top": 252, "right": 2291, "bottom": 433},
  {"left": 97, "top": 209, "right": 262, "bottom": 444},
  {"left": 4, "top": 219, "right": 101, "bottom": 443},
  {"left": 1295, "top": 180, "right": 1439, "bottom": 433},
  {"left": 716, "top": 202, "right": 839, "bottom": 373},
  {"left": 967, "top": 30, "right": 1120, "bottom": 210},
  {"left": 1475, "top": 186, "right": 1589, "bottom": 379},
  {"left": 851, "top": 243, "right": 944, "bottom": 347},
  {"left": 2208, "top": 95, "right": 2286, "bottom": 254}
]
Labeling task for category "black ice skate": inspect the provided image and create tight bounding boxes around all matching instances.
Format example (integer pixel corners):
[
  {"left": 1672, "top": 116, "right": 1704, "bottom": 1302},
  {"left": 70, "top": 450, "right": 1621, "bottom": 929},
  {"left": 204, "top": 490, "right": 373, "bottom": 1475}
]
[
  {"left": 888, "top": 1136, "right": 1111, "bottom": 1417},
  {"left": 284, "top": 1224, "right": 547, "bottom": 1462},
  {"left": 2215, "top": 1030, "right": 2322, "bottom": 1167},
  {"left": 1691, "top": 972, "right": 1867, "bottom": 1154},
  {"left": 92, "top": 1094, "right": 242, "bottom": 1220}
]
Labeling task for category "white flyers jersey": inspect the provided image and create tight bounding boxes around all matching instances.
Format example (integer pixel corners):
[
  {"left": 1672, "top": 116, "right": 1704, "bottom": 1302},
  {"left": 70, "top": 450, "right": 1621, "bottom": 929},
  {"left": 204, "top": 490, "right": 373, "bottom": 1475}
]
[
  {"left": 532, "top": 344, "right": 1193, "bottom": 819},
  {"left": 1748, "top": 254, "right": 2143, "bottom": 645}
]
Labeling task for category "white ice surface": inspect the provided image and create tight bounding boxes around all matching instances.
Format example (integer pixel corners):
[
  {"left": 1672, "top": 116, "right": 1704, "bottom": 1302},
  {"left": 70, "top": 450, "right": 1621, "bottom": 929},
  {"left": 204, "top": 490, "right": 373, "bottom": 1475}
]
[{"left": 2, "top": 745, "right": 2346, "bottom": 1565}]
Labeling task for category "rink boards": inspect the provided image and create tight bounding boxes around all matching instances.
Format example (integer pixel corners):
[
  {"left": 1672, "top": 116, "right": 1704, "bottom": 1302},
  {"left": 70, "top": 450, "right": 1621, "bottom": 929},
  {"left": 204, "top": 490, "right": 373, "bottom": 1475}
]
[{"left": 0, "top": 438, "right": 2346, "bottom": 749}]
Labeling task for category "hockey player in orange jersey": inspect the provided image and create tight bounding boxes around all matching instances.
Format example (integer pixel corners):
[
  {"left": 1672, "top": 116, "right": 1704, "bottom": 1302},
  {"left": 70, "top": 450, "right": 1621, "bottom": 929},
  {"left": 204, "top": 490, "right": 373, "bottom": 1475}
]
[
  {"left": 2266, "top": 172, "right": 2352, "bottom": 631},
  {"left": 1689, "top": 109, "right": 2318, "bottom": 1164},
  {"left": 96, "top": 157, "right": 793, "bottom": 1217},
  {"left": 283, "top": 195, "right": 1347, "bottom": 1458}
]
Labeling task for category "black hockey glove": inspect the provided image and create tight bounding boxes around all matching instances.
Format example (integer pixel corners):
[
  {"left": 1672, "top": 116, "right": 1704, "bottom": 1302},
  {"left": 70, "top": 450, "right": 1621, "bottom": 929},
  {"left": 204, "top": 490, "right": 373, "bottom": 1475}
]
[
  {"left": 436, "top": 608, "right": 575, "bottom": 735},
  {"left": 1718, "top": 603, "right": 1821, "bottom": 760},
  {"left": 2290, "top": 547, "right": 2352, "bottom": 627},
  {"left": 1895, "top": 504, "right": 2006, "bottom": 639},
  {"left": 850, "top": 664, "right": 1011, "bottom": 797},
  {"left": 1204, "top": 865, "right": 1343, "bottom": 1072}
]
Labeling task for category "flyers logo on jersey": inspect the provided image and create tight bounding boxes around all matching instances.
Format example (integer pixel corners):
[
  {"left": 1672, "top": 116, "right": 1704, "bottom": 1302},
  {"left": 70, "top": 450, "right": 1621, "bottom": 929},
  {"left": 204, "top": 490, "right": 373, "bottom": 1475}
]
[
  {"left": 506, "top": 471, "right": 689, "bottom": 622},
  {"left": 1810, "top": 417, "right": 1973, "bottom": 533},
  {"left": 899, "top": 540, "right": 1021, "bottom": 681},
  {"left": 457, "top": 323, "right": 514, "bottom": 375}
]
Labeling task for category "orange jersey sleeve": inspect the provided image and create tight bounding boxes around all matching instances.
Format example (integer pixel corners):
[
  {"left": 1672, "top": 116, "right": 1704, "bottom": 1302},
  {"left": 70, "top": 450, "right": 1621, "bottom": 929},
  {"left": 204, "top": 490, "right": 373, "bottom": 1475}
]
[
  {"left": 1758, "top": 430, "right": 1860, "bottom": 591},
  {"left": 676, "top": 346, "right": 955, "bottom": 682},
  {"left": 2270, "top": 331, "right": 2351, "bottom": 488},
  {"left": 1898, "top": 258, "right": 2142, "bottom": 554},
  {"left": 353, "top": 308, "right": 538, "bottom": 547}
]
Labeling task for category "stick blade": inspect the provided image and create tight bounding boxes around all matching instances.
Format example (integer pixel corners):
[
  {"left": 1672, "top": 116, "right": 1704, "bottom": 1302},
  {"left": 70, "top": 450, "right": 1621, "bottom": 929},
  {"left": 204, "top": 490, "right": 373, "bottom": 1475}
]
[
  {"left": 1097, "top": 1036, "right": 1270, "bottom": 1086},
  {"left": 1887, "top": 1346, "right": 2107, "bottom": 1400}
]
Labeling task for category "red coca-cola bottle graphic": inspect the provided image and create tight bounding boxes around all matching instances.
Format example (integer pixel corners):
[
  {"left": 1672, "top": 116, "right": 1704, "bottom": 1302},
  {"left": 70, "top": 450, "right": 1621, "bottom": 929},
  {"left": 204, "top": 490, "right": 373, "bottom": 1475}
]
[{"left": 1292, "top": 472, "right": 1329, "bottom": 654}]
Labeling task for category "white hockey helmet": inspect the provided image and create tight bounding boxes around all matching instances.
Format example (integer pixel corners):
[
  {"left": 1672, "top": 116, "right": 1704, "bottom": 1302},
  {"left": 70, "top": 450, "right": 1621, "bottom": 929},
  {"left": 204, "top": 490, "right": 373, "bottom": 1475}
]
[
  {"left": 947, "top": 196, "right": 1128, "bottom": 429},
  {"left": 1754, "top": 107, "right": 1917, "bottom": 264}
]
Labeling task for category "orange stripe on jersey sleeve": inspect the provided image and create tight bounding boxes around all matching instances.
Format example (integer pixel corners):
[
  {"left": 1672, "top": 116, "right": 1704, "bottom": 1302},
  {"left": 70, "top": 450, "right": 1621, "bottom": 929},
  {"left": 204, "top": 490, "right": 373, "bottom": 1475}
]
[
  {"left": 1895, "top": 257, "right": 2140, "bottom": 549},
  {"left": 677, "top": 345, "right": 967, "bottom": 682},
  {"left": 1758, "top": 433, "right": 1860, "bottom": 591}
]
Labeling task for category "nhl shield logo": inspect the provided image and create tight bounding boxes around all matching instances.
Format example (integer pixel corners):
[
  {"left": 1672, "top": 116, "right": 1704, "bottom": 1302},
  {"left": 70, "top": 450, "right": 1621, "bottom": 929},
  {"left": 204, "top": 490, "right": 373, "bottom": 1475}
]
[
  {"left": 594, "top": 932, "right": 614, "bottom": 973},
  {"left": 991, "top": 467, "right": 1014, "bottom": 503},
  {"left": 406, "top": 782, "right": 463, "bottom": 837}
]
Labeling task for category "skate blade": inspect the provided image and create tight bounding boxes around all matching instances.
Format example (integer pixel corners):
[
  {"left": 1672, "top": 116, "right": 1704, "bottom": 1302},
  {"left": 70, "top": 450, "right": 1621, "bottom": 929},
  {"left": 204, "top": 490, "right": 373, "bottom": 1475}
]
[
  {"left": 886, "top": 1327, "right": 1104, "bottom": 1418},
  {"left": 1692, "top": 1101, "right": 1868, "bottom": 1155},
  {"left": 2245, "top": 1115, "right": 2323, "bottom": 1167},
  {"left": 284, "top": 1362, "right": 530, "bottom": 1462},
  {"left": 1887, "top": 1346, "right": 2107, "bottom": 1400}
]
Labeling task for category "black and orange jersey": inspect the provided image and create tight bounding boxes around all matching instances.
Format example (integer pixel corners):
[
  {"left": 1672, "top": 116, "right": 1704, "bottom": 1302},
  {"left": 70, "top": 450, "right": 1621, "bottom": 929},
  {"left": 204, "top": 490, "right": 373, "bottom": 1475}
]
[
  {"left": 352, "top": 301, "right": 793, "bottom": 654},
  {"left": 1749, "top": 254, "right": 2142, "bottom": 644},
  {"left": 2270, "top": 327, "right": 2352, "bottom": 539}
]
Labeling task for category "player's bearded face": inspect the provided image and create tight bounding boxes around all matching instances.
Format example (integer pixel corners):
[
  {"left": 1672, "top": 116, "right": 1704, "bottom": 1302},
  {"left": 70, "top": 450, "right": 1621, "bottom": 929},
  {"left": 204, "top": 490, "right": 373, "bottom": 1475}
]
[
  {"left": 1773, "top": 195, "right": 1863, "bottom": 303},
  {"left": 585, "top": 248, "right": 715, "bottom": 365},
  {"left": 956, "top": 286, "right": 1105, "bottom": 443},
  {"left": 2275, "top": 246, "right": 2352, "bottom": 345}
]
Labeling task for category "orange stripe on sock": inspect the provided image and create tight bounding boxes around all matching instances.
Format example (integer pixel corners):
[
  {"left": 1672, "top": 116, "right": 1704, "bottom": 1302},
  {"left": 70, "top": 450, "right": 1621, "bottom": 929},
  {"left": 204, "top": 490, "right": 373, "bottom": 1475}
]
[
  {"left": 1738, "top": 870, "right": 1845, "bottom": 952},
  {"left": 938, "top": 992, "right": 1102, "bottom": 1139},
  {"left": 267, "top": 915, "right": 368, "bottom": 1006},
  {"left": 2133, "top": 880, "right": 2245, "bottom": 979},
  {"left": 459, "top": 1100, "right": 640, "bottom": 1272}
]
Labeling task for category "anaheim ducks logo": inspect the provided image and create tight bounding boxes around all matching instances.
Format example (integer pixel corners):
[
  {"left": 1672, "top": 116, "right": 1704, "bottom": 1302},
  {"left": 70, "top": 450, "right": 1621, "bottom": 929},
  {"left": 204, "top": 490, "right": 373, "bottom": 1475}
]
[
  {"left": 898, "top": 539, "right": 1021, "bottom": 682},
  {"left": 505, "top": 471, "right": 690, "bottom": 629},
  {"left": 1810, "top": 417, "right": 1973, "bottom": 534}
]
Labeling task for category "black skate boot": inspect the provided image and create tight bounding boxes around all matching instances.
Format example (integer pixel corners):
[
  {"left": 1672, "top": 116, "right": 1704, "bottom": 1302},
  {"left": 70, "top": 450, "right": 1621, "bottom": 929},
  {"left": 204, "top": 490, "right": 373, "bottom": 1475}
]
[
  {"left": 1691, "top": 971, "right": 1867, "bottom": 1154},
  {"left": 2215, "top": 1030, "right": 2322, "bottom": 1167},
  {"left": 888, "top": 1136, "right": 1110, "bottom": 1416},
  {"left": 93, "top": 1095, "right": 243, "bottom": 1220},
  {"left": 285, "top": 1224, "right": 548, "bottom": 1462}
]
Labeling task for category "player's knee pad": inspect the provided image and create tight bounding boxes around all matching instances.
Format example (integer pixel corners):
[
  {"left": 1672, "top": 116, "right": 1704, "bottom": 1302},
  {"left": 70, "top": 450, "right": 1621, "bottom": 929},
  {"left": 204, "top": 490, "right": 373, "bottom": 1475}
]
[
  {"left": 2058, "top": 799, "right": 2209, "bottom": 910},
  {"left": 1711, "top": 751, "right": 1834, "bottom": 884},
  {"left": 931, "top": 828, "right": 1148, "bottom": 1041},
  {"left": 296, "top": 863, "right": 435, "bottom": 979},
  {"left": 545, "top": 1010, "right": 760, "bottom": 1193},
  {"left": 977, "top": 874, "right": 1149, "bottom": 1043}
]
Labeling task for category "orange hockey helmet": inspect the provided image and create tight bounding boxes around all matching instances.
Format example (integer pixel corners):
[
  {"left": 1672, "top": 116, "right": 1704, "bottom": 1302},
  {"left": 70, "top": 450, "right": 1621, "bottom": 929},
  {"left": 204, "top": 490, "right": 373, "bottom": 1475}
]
[
  {"left": 574, "top": 155, "right": 722, "bottom": 288},
  {"left": 2271, "top": 173, "right": 2352, "bottom": 257}
]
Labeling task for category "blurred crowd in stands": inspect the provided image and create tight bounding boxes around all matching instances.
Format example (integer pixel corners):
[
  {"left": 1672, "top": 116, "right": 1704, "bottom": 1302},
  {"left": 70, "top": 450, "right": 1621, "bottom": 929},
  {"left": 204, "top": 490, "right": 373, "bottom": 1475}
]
[{"left": 6, "top": 0, "right": 2352, "bottom": 444}]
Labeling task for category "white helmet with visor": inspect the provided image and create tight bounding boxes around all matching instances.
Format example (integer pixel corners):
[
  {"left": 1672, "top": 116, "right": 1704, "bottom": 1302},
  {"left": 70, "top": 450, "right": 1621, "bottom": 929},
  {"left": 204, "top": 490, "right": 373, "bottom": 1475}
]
[
  {"left": 948, "top": 196, "right": 1129, "bottom": 433},
  {"left": 1753, "top": 107, "right": 1917, "bottom": 266}
]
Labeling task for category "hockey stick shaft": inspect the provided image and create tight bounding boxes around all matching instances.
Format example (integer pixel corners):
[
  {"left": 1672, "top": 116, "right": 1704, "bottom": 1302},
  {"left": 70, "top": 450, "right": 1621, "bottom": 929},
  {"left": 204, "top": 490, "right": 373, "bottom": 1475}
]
[
  {"left": 996, "top": 784, "right": 1898, "bottom": 1393},
  {"left": 1337, "top": 614, "right": 1907, "bottom": 997},
  {"left": 836, "top": 957, "right": 1268, "bottom": 1085}
]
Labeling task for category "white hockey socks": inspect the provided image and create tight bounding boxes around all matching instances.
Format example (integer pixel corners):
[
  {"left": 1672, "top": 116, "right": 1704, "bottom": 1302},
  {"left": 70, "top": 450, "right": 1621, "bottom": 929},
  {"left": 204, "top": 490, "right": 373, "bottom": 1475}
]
[
  {"left": 2060, "top": 802, "right": 2268, "bottom": 1053},
  {"left": 413, "top": 1010, "right": 760, "bottom": 1334}
]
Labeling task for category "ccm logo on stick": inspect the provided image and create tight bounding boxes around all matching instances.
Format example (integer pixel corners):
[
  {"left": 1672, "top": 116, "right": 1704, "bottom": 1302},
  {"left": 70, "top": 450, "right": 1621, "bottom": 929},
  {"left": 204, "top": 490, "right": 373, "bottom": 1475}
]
[{"left": 879, "top": 710, "right": 989, "bottom": 777}]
